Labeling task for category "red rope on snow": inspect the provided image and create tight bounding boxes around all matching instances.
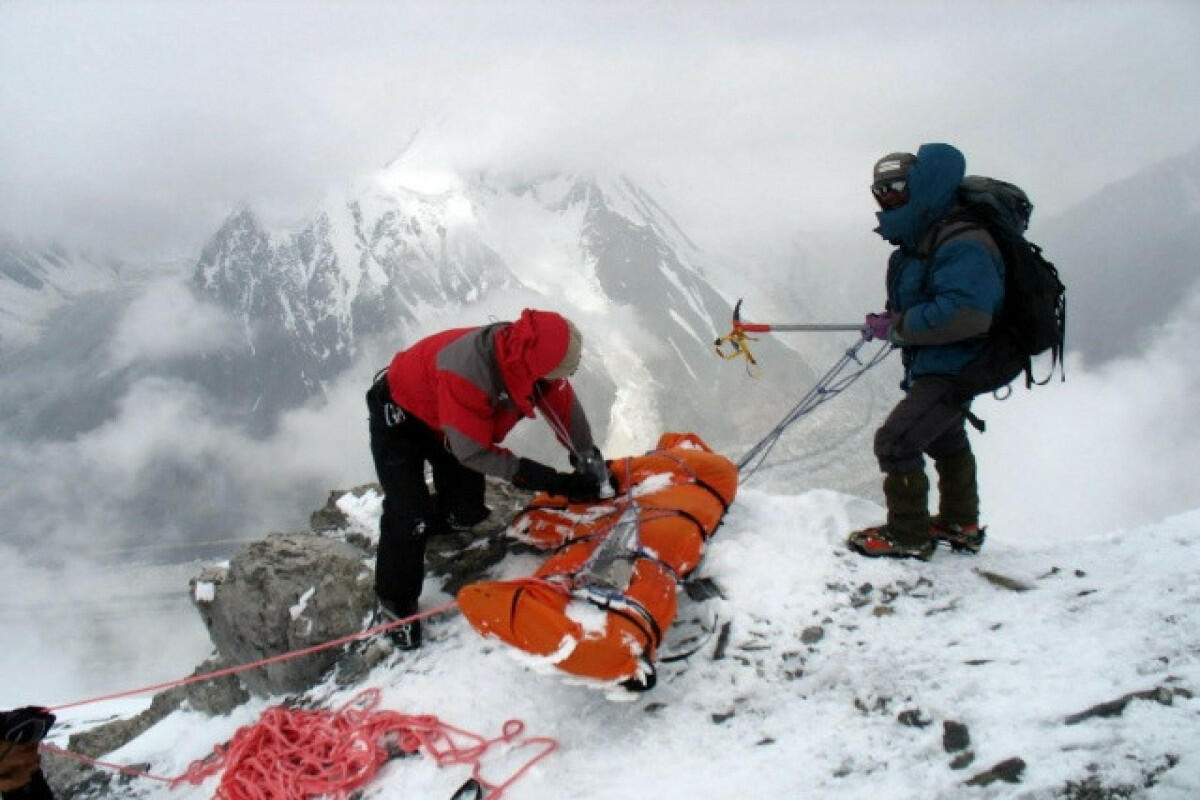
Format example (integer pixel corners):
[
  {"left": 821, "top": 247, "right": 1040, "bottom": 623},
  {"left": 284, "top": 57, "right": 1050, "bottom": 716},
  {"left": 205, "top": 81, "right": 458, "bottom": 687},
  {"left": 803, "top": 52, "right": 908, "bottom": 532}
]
[
  {"left": 39, "top": 602, "right": 559, "bottom": 796},
  {"left": 172, "top": 688, "right": 556, "bottom": 800},
  {"left": 43, "top": 689, "right": 557, "bottom": 799},
  {"left": 39, "top": 745, "right": 174, "bottom": 784},
  {"left": 47, "top": 601, "right": 459, "bottom": 712}
]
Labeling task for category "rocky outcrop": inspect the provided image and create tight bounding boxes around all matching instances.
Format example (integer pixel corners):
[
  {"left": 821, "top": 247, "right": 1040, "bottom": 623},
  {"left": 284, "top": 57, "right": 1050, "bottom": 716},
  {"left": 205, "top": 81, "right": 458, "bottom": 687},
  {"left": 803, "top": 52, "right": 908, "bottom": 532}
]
[
  {"left": 42, "top": 477, "right": 537, "bottom": 797},
  {"left": 188, "top": 477, "right": 532, "bottom": 698},
  {"left": 190, "top": 533, "right": 375, "bottom": 696},
  {"left": 41, "top": 657, "right": 250, "bottom": 798}
]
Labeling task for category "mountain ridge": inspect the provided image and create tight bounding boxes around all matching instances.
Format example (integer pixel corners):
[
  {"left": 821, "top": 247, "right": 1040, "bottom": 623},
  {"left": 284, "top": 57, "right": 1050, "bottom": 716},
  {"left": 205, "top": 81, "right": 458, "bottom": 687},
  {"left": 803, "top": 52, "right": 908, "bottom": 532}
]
[
  {"left": 187, "top": 167, "right": 816, "bottom": 449},
  {"left": 1036, "top": 142, "right": 1200, "bottom": 364}
]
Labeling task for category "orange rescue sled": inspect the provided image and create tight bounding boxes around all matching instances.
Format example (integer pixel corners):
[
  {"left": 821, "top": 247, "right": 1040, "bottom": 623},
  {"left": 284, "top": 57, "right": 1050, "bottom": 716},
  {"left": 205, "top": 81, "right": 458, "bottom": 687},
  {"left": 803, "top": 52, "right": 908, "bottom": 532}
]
[{"left": 457, "top": 432, "right": 738, "bottom": 689}]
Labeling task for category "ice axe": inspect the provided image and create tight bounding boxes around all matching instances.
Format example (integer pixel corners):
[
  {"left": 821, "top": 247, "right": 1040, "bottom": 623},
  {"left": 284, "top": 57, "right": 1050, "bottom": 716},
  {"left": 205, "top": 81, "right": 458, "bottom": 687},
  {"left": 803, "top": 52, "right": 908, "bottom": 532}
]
[{"left": 714, "top": 298, "right": 863, "bottom": 371}]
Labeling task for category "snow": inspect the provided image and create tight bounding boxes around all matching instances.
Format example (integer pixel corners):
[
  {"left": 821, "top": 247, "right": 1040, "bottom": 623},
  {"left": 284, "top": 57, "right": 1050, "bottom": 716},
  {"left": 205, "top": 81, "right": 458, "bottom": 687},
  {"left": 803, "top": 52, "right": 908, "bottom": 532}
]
[
  {"left": 39, "top": 487, "right": 1200, "bottom": 799},
  {"left": 662, "top": 265, "right": 712, "bottom": 342},
  {"left": 377, "top": 163, "right": 464, "bottom": 197},
  {"left": 288, "top": 587, "right": 315, "bottom": 621},
  {"left": 587, "top": 318, "right": 665, "bottom": 456},
  {"left": 474, "top": 179, "right": 607, "bottom": 313},
  {"left": 336, "top": 489, "right": 384, "bottom": 544},
  {"left": 562, "top": 600, "right": 610, "bottom": 639}
]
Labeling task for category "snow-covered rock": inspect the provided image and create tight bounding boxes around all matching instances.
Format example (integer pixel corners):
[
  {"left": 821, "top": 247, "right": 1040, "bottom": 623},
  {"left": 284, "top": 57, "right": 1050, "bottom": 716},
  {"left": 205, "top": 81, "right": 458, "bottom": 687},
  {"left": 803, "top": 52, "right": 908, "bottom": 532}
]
[{"left": 189, "top": 532, "right": 374, "bottom": 695}]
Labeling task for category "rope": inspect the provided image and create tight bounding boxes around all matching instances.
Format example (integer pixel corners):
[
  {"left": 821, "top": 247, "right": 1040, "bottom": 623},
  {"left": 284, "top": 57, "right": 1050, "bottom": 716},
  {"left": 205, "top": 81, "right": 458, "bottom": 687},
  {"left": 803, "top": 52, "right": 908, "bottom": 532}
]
[
  {"left": 736, "top": 338, "right": 894, "bottom": 480},
  {"left": 40, "top": 745, "right": 174, "bottom": 784},
  {"left": 47, "top": 601, "right": 459, "bottom": 713},
  {"left": 39, "top": 604, "right": 557, "bottom": 799},
  {"left": 173, "top": 688, "right": 557, "bottom": 800},
  {"left": 532, "top": 382, "right": 585, "bottom": 464},
  {"left": 43, "top": 689, "right": 556, "bottom": 800}
]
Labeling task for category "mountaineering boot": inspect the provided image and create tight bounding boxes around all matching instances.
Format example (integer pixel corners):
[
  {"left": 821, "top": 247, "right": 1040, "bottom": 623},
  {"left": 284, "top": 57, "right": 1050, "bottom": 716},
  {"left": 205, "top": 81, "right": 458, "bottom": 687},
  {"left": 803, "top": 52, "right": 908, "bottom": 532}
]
[
  {"left": 432, "top": 491, "right": 492, "bottom": 533},
  {"left": 930, "top": 520, "right": 986, "bottom": 554},
  {"left": 848, "top": 526, "right": 935, "bottom": 560},
  {"left": 377, "top": 599, "right": 422, "bottom": 650},
  {"left": 444, "top": 506, "right": 491, "bottom": 532},
  {"left": 933, "top": 449, "right": 985, "bottom": 553},
  {"left": 847, "top": 470, "right": 934, "bottom": 561}
]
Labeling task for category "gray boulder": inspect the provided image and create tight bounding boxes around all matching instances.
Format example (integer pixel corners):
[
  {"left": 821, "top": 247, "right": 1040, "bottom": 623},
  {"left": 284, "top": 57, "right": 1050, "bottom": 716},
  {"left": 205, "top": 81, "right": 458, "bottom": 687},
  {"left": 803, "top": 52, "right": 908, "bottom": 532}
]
[{"left": 190, "top": 532, "right": 374, "bottom": 695}]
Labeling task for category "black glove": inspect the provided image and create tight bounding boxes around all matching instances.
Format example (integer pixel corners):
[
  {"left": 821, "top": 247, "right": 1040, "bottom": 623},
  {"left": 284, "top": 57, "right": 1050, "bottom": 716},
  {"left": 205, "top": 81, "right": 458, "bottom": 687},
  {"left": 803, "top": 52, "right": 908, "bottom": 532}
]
[
  {"left": 513, "top": 458, "right": 603, "bottom": 502},
  {"left": 0, "top": 708, "right": 54, "bottom": 745},
  {"left": 569, "top": 447, "right": 609, "bottom": 484}
]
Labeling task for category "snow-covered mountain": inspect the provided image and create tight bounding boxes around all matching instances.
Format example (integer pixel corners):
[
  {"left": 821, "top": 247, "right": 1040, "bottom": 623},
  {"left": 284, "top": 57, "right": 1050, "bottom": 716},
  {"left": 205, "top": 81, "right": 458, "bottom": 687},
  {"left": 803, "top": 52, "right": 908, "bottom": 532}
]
[
  {"left": 189, "top": 166, "right": 817, "bottom": 448},
  {"left": 1037, "top": 143, "right": 1200, "bottom": 366},
  {"left": 0, "top": 238, "right": 122, "bottom": 351},
  {"left": 7, "top": 148, "right": 1200, "bottom": 800}
]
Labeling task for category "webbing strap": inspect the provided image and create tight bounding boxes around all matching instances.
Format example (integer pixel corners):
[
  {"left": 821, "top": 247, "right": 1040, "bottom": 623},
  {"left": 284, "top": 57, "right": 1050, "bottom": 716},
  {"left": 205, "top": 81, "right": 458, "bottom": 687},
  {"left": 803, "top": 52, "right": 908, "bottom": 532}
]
[
  {"left": 574, "top": 586, "right": 663, "bottom": 650},
  {"left": 637, "top": 449, "right": 731, "bottom": 513},
  {"left": 639, "top": 503, "right": 711, "bottom": 542}
]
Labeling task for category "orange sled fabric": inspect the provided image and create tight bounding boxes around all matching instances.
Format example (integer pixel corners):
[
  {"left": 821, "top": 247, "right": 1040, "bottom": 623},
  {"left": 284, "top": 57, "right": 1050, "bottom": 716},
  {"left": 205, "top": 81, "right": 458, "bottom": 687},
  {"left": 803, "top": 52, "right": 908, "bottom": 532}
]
[{"left": 457, "top": 432, "right": 738, "bottom": 685}]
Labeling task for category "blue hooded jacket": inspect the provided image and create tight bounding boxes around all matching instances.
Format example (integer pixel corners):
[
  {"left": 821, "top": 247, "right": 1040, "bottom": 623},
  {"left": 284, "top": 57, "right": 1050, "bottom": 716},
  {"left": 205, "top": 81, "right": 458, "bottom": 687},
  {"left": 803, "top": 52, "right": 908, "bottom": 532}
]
[{"left": 875, "top": 143, "right": 1005, "bottom": 386}]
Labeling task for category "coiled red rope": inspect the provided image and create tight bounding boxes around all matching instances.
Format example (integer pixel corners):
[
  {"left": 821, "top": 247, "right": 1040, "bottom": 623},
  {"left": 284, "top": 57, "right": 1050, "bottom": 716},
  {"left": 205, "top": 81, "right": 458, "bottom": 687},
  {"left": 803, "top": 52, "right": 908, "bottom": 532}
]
[
  {"left": 44, "top": 689, "right": 555, "bottom": 799},
  {"left": 173, "top": 688, "right": 556, "bottom": 800},
  {"left": 40, "top": 601, "right": 558, "bottom": 798}
]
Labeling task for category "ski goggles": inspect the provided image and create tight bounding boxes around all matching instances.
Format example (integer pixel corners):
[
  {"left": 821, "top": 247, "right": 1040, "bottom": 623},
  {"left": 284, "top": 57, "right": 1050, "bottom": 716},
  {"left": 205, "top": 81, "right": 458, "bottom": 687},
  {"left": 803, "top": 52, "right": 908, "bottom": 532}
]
[{"left": 871, "top": 178, "right": 909, "bottom": 210}]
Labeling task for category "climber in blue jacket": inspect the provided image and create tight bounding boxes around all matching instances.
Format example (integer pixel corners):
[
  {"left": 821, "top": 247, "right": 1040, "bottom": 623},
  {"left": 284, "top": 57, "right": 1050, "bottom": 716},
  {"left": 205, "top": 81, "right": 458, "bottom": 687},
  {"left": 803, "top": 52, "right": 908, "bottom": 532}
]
[{"left": 849, "top": 143, "right": 1004, "bottom": 561}]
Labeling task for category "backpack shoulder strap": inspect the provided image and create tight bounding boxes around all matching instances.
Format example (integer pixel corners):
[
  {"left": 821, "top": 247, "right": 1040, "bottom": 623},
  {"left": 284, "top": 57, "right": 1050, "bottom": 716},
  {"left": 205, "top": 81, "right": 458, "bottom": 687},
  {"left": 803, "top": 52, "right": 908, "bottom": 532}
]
[{"left": 916, "top": 211, "right": 1000, "bottom": 261}]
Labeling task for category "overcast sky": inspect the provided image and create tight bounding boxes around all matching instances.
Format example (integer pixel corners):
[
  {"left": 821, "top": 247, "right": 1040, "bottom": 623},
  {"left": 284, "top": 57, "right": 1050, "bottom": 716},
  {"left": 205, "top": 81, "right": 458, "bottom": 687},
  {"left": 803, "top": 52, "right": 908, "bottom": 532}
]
[{"left": 2, "top": 1, "right": 1198, "bottom": 260}]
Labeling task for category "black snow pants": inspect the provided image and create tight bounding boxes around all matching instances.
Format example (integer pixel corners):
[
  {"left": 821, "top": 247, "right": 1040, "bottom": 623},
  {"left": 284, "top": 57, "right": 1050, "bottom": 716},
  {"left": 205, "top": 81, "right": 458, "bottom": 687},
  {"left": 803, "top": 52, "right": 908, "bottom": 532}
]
[
  {"left": 366, "top": 374, "right": 487, "bottom": 610},
  {"left": 873, "top": 375, "right": 973, "bottom": 475}
]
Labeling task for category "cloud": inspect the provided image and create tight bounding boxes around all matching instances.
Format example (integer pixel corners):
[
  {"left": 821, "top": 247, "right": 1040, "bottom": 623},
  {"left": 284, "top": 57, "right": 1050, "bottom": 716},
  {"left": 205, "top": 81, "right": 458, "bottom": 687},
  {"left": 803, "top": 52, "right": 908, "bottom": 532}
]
[
  {"left": 108, "top": 276, "right": 241, "bottom": 366},
  {"left": 974, "top": 284, "right": 1200, "bottom": 543},
  {"left": 1, "top": 2, "right": 1197, "bottom": 259}
]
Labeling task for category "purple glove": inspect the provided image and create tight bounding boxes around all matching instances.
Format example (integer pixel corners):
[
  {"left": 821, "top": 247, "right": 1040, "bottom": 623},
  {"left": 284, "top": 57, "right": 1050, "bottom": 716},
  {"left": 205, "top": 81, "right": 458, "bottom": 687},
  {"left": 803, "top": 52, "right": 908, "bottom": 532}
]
[{"left": 863, "top": 311, "right": 898, "bottom": 342}]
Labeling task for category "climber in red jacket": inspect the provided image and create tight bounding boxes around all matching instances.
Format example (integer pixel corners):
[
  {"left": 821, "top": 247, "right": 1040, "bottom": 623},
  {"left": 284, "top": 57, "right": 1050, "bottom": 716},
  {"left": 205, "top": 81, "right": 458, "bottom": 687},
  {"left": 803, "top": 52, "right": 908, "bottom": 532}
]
[{"left": 366, "top": 309, "right": 610, "bottom": 649}]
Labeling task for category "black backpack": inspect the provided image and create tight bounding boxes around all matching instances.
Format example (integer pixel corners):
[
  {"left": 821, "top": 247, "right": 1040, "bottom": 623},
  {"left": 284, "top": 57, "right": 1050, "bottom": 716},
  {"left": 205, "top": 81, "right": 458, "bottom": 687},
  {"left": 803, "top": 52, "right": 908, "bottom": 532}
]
[{"left": 931, "top": 176, "right": 1067, "bottom": 402}]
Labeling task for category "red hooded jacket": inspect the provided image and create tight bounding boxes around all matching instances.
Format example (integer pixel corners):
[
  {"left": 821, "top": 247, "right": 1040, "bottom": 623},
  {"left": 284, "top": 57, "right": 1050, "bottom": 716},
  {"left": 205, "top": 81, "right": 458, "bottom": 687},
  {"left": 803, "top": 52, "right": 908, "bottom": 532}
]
[{"left": 385, "top": 309, "right": 595, "bottom": 480}]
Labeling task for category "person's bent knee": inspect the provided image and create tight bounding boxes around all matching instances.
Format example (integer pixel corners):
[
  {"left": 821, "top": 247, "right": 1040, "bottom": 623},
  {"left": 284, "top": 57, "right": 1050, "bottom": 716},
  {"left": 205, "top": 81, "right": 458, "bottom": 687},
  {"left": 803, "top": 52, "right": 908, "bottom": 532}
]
[{"left": 874, "top": 430, "right": 922, "bottom": 474}]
